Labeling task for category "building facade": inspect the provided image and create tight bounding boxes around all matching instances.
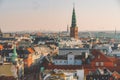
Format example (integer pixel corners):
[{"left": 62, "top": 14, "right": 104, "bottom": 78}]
[{"left": 53, "top": 52, "right": 82, "bottom": 65}]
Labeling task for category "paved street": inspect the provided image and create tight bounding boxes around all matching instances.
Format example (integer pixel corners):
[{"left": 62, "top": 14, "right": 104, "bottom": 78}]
[
  {"left": 23, "top": 54, "right": 44, "bottom": 80},
  {"left": 24, "top": 72, "right": 40, "bottom": 80}
]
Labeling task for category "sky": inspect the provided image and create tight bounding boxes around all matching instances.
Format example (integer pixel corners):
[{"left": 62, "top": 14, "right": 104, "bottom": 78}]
[{"left": 0, "top": 0, "right": 120, "bottom": 32}]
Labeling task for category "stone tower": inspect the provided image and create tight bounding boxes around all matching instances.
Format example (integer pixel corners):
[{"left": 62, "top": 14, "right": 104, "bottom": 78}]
[{"left": 70, "top": 6, "right": 78, "bottom": 39}]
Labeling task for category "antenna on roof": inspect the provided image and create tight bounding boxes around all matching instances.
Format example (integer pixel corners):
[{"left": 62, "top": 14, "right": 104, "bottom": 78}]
[
  {"left": 114, "top": 27, "right": 117, "bottom": 40},
  {"left": 115, "top": 27, "right": 116, "bottom": 35}
]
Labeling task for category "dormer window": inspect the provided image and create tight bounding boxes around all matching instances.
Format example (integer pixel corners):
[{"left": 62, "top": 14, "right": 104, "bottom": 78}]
[
  {"left": 114, "top": 64, "right": 117, "bottom": 67},
  {"left": 64, "top": 61, "right": 66, "bottom": 63},
  {"left": 96, "top": 62, "right": 99, "bottom": 66},
  {"left": 98, "top": 55, "right": 100, "bottom": 59},
  {"left": 101, "top": 62, "right": 104, "bottom": 66}
]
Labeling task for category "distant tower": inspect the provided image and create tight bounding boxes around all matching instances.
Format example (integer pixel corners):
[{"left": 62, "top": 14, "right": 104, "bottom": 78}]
[
  {"left": 0, "top": 28, "right": 2, "bottom": 33},
  {"left": 0, "top": 28, "right": 2, "bottom": 37},
  {"left": 70, "top": 5, "right": 78, "bottom": 39},
  {"left": 114, "top": 27, "right": 117, "bottom": 41},
  {"left": 67, "top": 25, "right": 69, "bottom": 33}
]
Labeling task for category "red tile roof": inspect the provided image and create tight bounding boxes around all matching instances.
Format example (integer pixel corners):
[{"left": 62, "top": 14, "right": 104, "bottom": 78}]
[
  {"left": 91, "top": 50, "right": 113, "bottom": 62},
  {"left": 27, "top": 48, "right": 34, "bottom": 54},
  {"left": 112, "top": 71, "right": 120, "bottom": 79},
  {"left": 108, "top": 57, "right": 118, "bottom": 63},
  {"left": 43, "top": 50, "right": 120, "bottom": 75},
  {"left": 0, "top": 44, "right": 3, "bottom": 50}
]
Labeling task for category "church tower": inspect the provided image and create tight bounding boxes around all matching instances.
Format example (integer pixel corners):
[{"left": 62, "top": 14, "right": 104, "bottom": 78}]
[
  {"left": 70, "top": 6, "right": 78, "bottom": 39},
  {"left": 0, "top": 28, "right": 2, "bottom": 37},
  {"left": 11, "top": 45, "right": 18, "bottom": 64}
]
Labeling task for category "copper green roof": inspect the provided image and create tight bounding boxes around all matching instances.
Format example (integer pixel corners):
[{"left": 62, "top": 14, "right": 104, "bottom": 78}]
[
  {"left": 71, "top": 7, "right": 77, "bottom": 27},
  {"left": 11, "top": 46, "right": 18, "bottom": 62}
]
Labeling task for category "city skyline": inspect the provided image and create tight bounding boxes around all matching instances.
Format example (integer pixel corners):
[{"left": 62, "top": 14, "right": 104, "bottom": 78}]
[{"left": 0, "top": 0, "right": 120, "bottom": 32}]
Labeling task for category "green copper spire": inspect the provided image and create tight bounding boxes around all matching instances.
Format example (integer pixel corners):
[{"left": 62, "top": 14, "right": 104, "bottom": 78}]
[
  {"left": 11, "top": 45, "right": 18, "bottom": 63},
  {"left": 71, "top": 6, "right": 77, "bottom": 27}
]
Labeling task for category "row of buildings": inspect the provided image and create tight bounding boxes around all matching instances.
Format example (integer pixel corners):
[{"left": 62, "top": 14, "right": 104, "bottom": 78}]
[
  {"left": 1, "top": 5, "right": 120, "bottom": 80},
  {"left": 39, "top": 6, "right": 120, "bottom": 80},
  {"left": 0, "top": 32, "right": 58, "bottom": 80}
]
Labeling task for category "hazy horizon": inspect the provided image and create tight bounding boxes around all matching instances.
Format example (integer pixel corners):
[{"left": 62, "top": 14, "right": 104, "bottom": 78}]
[{"left": 0, "top": 0, "right": 120, "bottom": 32}]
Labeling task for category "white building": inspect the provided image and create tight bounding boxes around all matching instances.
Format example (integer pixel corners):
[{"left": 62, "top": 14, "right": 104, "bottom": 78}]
[
  {"left": 53, "top": 48, "right": 90, "bottom": 65},
  {"left": 110, "top": 50, "right": 120, "bottom": 57},
  {"left": 53, "top": 52, "right": 84, "bottom": 65},
  {"left": 59, "top": 48, "right": 89, "bottom": 58},
  {"left": 94, "top": 44, "right": 112, "bottom": 54},
  {"left": 59, "top": 38, "right": 83, "bottom": 48}
]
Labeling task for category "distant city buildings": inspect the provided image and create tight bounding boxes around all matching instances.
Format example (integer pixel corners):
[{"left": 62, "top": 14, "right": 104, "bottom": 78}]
[{"left": 1, "top": 4, "right": 120, "bottom": 80}]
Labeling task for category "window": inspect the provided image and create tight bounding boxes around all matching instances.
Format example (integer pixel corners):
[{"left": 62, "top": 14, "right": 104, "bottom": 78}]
[
  {"left": 101, "top": 62, "right": 104, "bottom": 66},
  {"left": 56, "top": 61, "right": 57, "bottom": 63},
  {"left": 96, "top": 62, "right": 99, "bottom": 66},
  {"left": 69, "top": 58, "right": 72, "bottom": 60},
  {"left": 114, "top": 64, "right": 117, "bottom": 67},
  {"left": 60, "top": 61, "right": 62, "bottom": 63},
  {"left": 98, "top": 55, "right": 100, "bottom": 59},
  {"left": 64, "top": 61, "right": 66, "bottom": 63},
  {"left": 75, "top": 60, "right": 77, "bottom": 63}
]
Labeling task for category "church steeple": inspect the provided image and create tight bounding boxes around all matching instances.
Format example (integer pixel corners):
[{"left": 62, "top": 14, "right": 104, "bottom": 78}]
[
  {"left": 70, "top": 5, "right": 78, "bottom": 39},
  {"left": 0, "top": 28, "right": 2, "bottom": 34},
  {"left": 11, "top": 45, "right": 18, "bottom": 63},
  {"left": 71, "top": 6, "right": 77, "bottom": 27},
  {"left": 0, "top": 28, "right": 2, "bottom": 37}
]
